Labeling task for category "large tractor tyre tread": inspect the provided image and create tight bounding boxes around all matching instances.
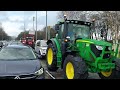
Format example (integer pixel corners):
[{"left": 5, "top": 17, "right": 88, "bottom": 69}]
[
  {"left": 114, "top": 59, "right": 120, "bottom": 79},
  {"left": 98, "top": 70, "right": 116, "bottom": 79},
  {"left": 46, "top": 43, "right": 58, "bottom": 72},
  {"left": 99, "top": 59, "right": 120, "bottom": 79},
  {"left": 63, "top": 55, "right": 88, "bottom": 79}
]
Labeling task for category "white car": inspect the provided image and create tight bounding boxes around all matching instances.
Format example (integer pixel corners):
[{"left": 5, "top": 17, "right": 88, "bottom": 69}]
[{"left": 35, "top": 40, "right": 47, "bottom": 58}]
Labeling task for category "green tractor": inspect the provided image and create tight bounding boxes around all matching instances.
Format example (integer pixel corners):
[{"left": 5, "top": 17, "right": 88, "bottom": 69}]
[{"left": 46, "top": 15, "right": 120, "bottom": 79}]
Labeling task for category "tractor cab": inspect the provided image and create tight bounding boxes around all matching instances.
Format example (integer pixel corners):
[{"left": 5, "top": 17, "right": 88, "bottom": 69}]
[{"left": 55, "top": 20, "right": 92, "bottom": 43}]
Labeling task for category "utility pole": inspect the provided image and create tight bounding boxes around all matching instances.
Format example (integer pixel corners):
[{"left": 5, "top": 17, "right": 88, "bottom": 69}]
[
  {"left": 24, "top": 11, "right": 26, "bottom": 38},
  {"left": 36, "top": 11, "right": 37, "bottom": 41},
  {"left": 46, "top": 11, "right": 47, "bottom": 40},
  {"left": 48, "top": 26, "right": 50, "bottom": 39},
  {"left": 33, "top": 16, "right": 35, "bottom": 34},
  {"left": 2, "top": 30, "right": 3, "bottom": 41}
]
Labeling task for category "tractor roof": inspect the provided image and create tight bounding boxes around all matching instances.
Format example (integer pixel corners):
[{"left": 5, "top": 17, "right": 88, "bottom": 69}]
[{"left": 57, "top": 20, "right": 92, "bottom": 26}]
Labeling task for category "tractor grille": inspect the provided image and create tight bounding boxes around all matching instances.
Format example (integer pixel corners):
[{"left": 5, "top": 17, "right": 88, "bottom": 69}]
[
  {"left": 0, "top": 74, "right": 36, "bottom": 79},
  {"left": 103, "top": 46, "right": 110, "bottom": 59},
  {"left": 90, "top": 44, "right": 102, "bottom": 57},
  {"left": 90, "top": 44, "right": 110, "bottom": 59}
]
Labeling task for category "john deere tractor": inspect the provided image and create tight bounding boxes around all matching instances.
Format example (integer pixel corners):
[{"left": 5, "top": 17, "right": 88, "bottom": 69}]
[{"left": 46, "top": 15, "right": 120, "bottom": 79}]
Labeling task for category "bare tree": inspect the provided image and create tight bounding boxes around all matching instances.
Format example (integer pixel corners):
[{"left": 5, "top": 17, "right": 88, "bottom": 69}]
[{"left": 57, "top": 11, "right": 120, "bottom": 42}]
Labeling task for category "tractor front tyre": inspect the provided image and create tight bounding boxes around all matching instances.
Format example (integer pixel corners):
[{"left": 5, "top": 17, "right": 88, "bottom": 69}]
[
  {"left": 63, "top": 55, "right": 88, "bottom": 79},
  {"left": 46, "top": 43, "right": 58, "bottom": 72},
  {"left": 98, "top": 69, "right": 115, "bottom": 79},
  {"left": 98, "top": 59, "right": 120, "bottom": 79},
  {"left": 114, "top": 59, "right": 120, "bottom": 79}
]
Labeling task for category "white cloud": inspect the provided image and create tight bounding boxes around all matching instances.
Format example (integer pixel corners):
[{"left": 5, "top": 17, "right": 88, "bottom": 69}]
[
  {"left": 8, "top": 15, "right": 24, "bottom": 22},
  {"left": 39, "top": 11, "right": 46, "bottom": 16},
  {"left": 27, "top": 11, "right": 46, "bottom": 21},
  {"left": 0, "top": 11, "right": 7, "bottom": 16},
  {"left": 26, "top": 23, "right": 45, "bottom": 30},
  {"left": 0, "top": 11, "right": 58, "bottom": 37},
  {"left": 2, "top": 21, "right": 23, "bottom": 36}
]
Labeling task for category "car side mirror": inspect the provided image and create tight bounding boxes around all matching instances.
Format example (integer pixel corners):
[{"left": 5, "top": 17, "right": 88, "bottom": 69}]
[
  {"left": 34, "top": 51, "right": 41, "bottom": 59},
  {"left": 55, "top": 24, "right": 59, "bottom": 31}
]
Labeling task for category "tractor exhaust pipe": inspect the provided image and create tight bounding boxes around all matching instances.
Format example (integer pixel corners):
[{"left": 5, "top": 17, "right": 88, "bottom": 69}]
[{"left": 64, "top": 15, "right": 67, "bottom": 21}]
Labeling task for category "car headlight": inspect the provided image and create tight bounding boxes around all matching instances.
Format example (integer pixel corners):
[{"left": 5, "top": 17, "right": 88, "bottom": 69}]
[
  {"left": 35, "top": 68, "right": 44, "bottom": 75},
  {"left": 96, "top": 45, "right": 103, "bottom": 50}
]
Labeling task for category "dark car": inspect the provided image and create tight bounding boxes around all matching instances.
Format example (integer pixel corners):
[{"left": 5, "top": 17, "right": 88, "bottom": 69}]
[
  {"left": 0, "top": 45, "right": 45, "bottom": 79},
  {"left": 9, "top": 41, "right": 24, "bottom": 46}
]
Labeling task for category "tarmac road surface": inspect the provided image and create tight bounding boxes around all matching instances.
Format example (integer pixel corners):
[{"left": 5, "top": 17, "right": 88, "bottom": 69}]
[{"left": 40, "top": 59, "right": 100, "bottom": 79}]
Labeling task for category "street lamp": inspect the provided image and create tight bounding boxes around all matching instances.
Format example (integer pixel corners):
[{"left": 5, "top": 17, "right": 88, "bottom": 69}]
[
  {"left": 33, "top": 16, "right": 35, "bottom": 32},
  {"left": 24, "top": 11, "right": 26, "bottom": 38},
  {"left": 36, "top": 11, "right": 37, "bottom": 41},
  {"left": 46, "top": 11, "right": 47, "bottom": 40}
]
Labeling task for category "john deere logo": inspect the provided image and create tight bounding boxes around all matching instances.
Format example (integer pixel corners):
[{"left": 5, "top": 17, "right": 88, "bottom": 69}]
[{"left": 14, "top": 76, "right": 20, "bottom": 79}]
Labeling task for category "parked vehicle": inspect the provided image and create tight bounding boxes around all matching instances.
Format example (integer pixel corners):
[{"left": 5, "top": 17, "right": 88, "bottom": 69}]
[
  {"left": 0, "top": 45, "right": 45, "bottom": 79},
  {"left": 35, "top": 40, "right": 47, "bottom": 58},
  {"left": 20, "top": 34, "right": 35, "bottom": 49},
  {"left": 9, "top": 41, "right": 24, "bottom": 46},
  {"left": 20, "top": 38, "right": 26, "bottom": 45}
]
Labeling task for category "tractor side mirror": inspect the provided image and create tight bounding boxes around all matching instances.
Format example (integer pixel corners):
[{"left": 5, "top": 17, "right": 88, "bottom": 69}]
[{"left": 55, "top": 24, "right": 59, "bottom": 31}]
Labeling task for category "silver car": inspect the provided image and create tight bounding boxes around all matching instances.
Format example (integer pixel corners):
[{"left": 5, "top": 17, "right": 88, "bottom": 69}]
[{"left": 35, "top": 40, "right": 47, "bottom": 58}]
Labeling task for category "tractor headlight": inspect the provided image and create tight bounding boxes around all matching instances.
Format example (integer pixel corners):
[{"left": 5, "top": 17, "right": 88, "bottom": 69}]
[
  {"left": 35, "top": 68, "right": 44, "bottom": 76},
  {"left": 108, "top": 46, "right": 112, "bottom": 50},
  {"left": 96, "top": 45, "right": 103, "bottom": 50}
]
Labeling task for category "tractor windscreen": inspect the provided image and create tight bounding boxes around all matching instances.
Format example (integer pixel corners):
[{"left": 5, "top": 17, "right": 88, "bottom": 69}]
[{"left": 67, "top": 24, "right": 90, "bottom": 40}]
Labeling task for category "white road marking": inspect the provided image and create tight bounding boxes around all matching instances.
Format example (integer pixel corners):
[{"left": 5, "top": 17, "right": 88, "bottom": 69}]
[{"left": 45, "top": 70, "right": 56, "bottom": 79}]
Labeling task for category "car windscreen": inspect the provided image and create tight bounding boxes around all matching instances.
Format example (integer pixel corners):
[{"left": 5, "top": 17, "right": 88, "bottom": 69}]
[
  {"left": 0, "top": 47, "right": 37, "bottom": 60},
  {"left": 11, "top": 42, "right": 24, "bottom": 45},
  {"left": 41, "top": 41, "right": 47, "bottom": 47}
]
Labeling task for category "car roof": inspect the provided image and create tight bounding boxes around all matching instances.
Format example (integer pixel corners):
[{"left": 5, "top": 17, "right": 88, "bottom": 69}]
[
  {"left": 36, "top": 40, "right": 47, "bottom": 42},
  {"left": 6, "top": 45, "right": 30, "bottom": 49}
]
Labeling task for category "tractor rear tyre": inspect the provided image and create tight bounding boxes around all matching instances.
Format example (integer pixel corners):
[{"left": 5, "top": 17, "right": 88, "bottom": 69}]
[
  {"left": 63, "top": 55, "right": 88, "bottom": 79},
  {"left": 98, "top": 59, "right": 120, "bottom": 79},
  {"left": 46, "top": 43, "right": 58, "bottom": 72}
]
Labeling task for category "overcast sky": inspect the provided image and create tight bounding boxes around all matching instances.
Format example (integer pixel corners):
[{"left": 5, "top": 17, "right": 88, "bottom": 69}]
[{"left": 0, "top": 11, "right": 59, "bottom": 37}]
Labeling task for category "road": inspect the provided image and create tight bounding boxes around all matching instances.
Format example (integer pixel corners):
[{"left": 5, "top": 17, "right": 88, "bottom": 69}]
[{"left": 40, "top": 58, "right": 101, "bottom": 79}]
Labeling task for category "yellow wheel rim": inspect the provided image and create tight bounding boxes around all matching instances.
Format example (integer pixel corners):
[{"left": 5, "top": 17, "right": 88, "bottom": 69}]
[
  {"left": 66, "top": 62, "right": 74, "bottom": 79},
  {"left": 47, "top": 48, "right": 53, "bottom": 65},
  {"left": 101, "top": 69, "right": 112, "bottom": 77}
]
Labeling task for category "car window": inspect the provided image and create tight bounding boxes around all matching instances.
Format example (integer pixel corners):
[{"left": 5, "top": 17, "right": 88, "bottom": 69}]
[
  {"left": 36, "top": 41, "right": 40, "bottom": 46},
  {"left": 0, "top": 47, "right": 37, "bottom": 60}
]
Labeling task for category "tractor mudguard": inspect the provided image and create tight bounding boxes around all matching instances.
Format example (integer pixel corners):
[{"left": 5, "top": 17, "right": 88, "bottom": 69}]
[
  {"left": 47, "top": 38, "right": 62, "bottom": 67},
  {"left": 47, "top": 39, "right": 57, "bottom": 49}
]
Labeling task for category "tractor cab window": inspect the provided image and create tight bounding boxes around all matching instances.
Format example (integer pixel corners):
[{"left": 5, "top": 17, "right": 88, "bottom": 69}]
[
  {"left": 58, "top": 24, "right": 64, "bottom": 39},
  {"left": 67, "top": 24, "right": 90, "bottom": 40}
]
